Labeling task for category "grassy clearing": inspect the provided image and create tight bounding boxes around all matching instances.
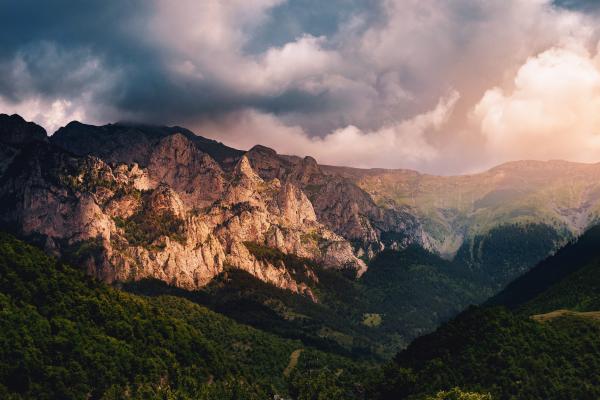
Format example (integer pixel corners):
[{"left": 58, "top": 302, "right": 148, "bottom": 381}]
[
  {"left": 283, "top": 349, "right": 303, "bottom": 377},
  {"left": 362, "top": 313, "right": 382, "bottom": 327},
  {"left": 531, "top": 309, "right": 600, "bottom": 322}
]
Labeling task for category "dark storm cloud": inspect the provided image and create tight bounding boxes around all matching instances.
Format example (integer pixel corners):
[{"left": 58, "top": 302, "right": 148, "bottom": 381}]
[
  {"left": 0, "top": 1, "right": 145, "bottom": 55},
  {"left": 0, "top": 0, "right": 155, "bottom": 116},
  {"left": 246, "top": 0, "right": 381, "bottom": 51},
  {"left": 0, "top": 0, "right": 367, "bottom": 127}
]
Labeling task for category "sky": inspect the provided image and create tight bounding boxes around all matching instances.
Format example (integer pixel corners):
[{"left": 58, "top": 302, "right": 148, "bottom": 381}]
[{"left": 2, "top": 0, "right": 600, "bottom": 174}]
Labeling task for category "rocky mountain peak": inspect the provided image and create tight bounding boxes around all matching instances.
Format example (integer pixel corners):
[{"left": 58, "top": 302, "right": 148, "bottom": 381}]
[
  {"left": 234, "top": 155, "right": 263, "bottom": 183},
  {"left": 277, "top": 182, "right": 317, "bottom": 225},
  {"left": 289, "top": 155, "right": 322, "bottom": 185},
  {"left": 249, "top": 144, "right": 277, "bottom": 157},
  {"left": 0, "top": 114, "right": 48, "bottom": 145},
  {"left": 223, "top": 155, "right": 267, "bottom": 207},
  {"left": 147, "top": 184, "right": 187, "bottom": 219},
  {"left": 0, "top": 114, "right": 419, "bottom": 296},
  {"left": 246, "top": 144, "right": 288, "bottom": 181},
  {"left": 147, "top": 133, "right": 225, "bottom": 208}
]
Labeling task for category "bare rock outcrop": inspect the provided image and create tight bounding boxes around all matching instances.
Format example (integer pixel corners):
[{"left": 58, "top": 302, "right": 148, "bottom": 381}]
[
  {"left": 0, "top": 123, "right": 366, "bottom": 298},
  {"left": 147, "top": 133, "right": 226, "bottom": 208},
  {"left": 0, "top": 113, "right": 48, "bottom": 145},
  {"left": 247, "top": 144, "right": 423, "bottom": 256}
]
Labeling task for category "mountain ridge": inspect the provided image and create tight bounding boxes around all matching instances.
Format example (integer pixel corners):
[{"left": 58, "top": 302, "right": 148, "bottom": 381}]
[
  {"left": 3, "top": 114, "right": 599, "bottom": 305},
  {"left": 0, "top": 114, "right": 369, "bottom": 297},
  {"left": 49, "top": 116, "right": 600, "bottom": 254}
]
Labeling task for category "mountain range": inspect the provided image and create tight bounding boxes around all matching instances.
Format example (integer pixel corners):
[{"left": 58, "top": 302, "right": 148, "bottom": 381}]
[
  {"left": 2, "top": 113, "right": 600, "bottom": 352},
  {"left": 4, "top": 113, "right": 600, "bottom": 398},
  {"left": 4, "top": 113, "right": 599, "bottom": 289}
]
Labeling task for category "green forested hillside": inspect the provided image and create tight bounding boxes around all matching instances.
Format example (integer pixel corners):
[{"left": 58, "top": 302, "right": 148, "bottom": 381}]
[
  {"left": 377, "top": 306, "right": 600, "bottom": 400},
  {"left": 127, "top": 233, "right": 561, "bottom": 361},
  {"left": 521, "top": 256, "right": 600, "bottom": 315},
  {"left": 130, "top": 225, "right": 564, "bottom": 361},
  {"left": 127, "top": 245, "right": 486, "bottom": 360},
  {"left": 360, "top": 247, "right": 485, "bottom": 353},
  {"left": 377, "top": 224, "right": 600, "bottom": 400},
  {"left": 454, "top": 223, "right": 564, "bottom": 288},
  {"left": 124, "top": 268, "right": 375, "bottom": 360},
  {"left": 0, "top": 222, "right": 588, "bottom": 399},
  {"left": 503, "top": 225, "right": 600, "bottom": 315},
  {"left": 0, "top": 232, "right": 372, "bottom": 399},
  {"left": 488, "top": 224, "right": 600, "bottom": 309}
]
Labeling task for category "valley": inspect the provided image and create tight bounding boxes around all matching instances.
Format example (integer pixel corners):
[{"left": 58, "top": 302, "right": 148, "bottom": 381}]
[
  {"left": 380, "top": 223, "right": 600, "bottom": 399},
  {"left": 3, "top": 113, "right": 600, "bottom": 398},
  {"left": 6, "top": 0, "right": 600, "bottom": 398}
]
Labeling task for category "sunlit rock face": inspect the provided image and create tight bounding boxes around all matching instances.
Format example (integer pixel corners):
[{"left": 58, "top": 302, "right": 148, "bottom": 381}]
[
  {"left": 146, "top": 133, "right": 226, "bottom": 208},
  {"left": 0, "top": 115, "right": 368, "bottom": 298},
  {"left": 245, "top": 143, "right": 424, "bottom": 255},
  {"left": 4, "top": 114, "right": 597, "bottom": 297},
  {"left": 52, "top": 119, "right": 425, "bottom": 255}
]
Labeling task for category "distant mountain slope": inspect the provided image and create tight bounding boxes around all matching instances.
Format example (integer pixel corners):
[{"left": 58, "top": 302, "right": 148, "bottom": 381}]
[
  {"left": 0, "top": 232, "right": 368, "bottom": 399},
  {"left": 333, "top": 160, "right": 600, "bottom": 257},
  {"left": 487, "top": 224, "right": 600, "bottom": 309}
]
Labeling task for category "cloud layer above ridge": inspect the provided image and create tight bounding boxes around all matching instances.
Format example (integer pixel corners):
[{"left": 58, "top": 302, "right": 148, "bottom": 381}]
[{"left": 2, "top": 0, "right": 600, "bottom": 173}]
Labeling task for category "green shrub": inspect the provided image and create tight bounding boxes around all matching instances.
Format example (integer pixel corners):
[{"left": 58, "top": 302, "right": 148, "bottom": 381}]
[{"left": 114, "top": 211, "right": 185, "bottom": 248}]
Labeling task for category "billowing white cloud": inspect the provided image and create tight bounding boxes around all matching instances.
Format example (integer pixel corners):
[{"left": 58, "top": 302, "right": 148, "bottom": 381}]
[
  {"left": 150, "top": 0, "right": 600, "bottom": 172},
  {"left": 0, "top": 97, "right": 87, "bottom": 134},
  {"left": 473, "top": 45, "right": 600, "bottom": 164},
  {"left": 255, "top": 35, "right": 341, "bottom": 93},
  {"left": 154, "top": 0, "right": 341, "bottom": 96}
]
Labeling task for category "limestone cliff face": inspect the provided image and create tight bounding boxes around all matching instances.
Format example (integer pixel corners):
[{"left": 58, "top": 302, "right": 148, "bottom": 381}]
[
  {"left": 0, "top": 117, "right": 367, "bottom": 297},
  {"left": 146, "top": 133, "right": 226, "bottom": 208},
  {"left": 246, "top": 145, "right": 424, "bottom": 256},
  {"left": 52, "top": 123, "right": 426, "bottom": 258}
]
